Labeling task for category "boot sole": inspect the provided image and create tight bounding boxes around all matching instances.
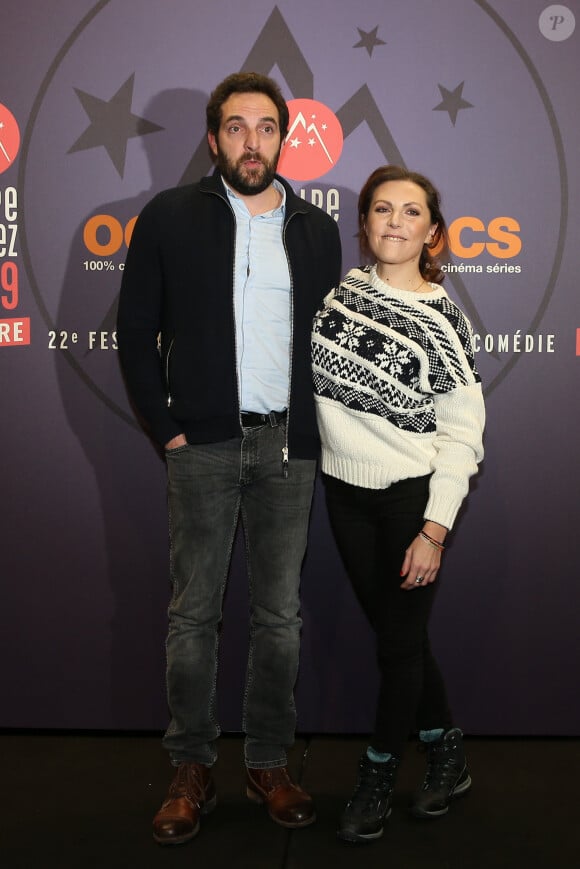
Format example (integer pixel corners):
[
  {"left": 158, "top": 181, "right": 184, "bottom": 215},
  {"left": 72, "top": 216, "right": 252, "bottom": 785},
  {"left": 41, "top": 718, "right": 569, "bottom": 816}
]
[
  {"left": 246, "top": 787, "right": 316, "bottom": 828},
  {"left": 153, "top": 793, "right": 218, "bottom": 845},
  {"left": 337, "top": 807, "right": 391, "bottom": 843},
  {"left": 337, "top": 827, "right": 384, "bottom": 844},
  {"left": 411, "top": 774, "right": 472, "bottom": 819}
]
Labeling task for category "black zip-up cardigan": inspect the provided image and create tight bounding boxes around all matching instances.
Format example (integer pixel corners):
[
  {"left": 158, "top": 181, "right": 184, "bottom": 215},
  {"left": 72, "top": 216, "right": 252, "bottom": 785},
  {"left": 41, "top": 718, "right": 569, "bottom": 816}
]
[{"left": 117, "top": 170, "right": 342, "bottom": 457}]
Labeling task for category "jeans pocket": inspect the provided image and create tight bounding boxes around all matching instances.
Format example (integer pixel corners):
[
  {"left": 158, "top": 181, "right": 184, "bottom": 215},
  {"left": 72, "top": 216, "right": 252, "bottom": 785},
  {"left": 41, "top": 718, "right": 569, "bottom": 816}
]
[{"left": 165, "top": 443, "right": 190, "bottom": 455}]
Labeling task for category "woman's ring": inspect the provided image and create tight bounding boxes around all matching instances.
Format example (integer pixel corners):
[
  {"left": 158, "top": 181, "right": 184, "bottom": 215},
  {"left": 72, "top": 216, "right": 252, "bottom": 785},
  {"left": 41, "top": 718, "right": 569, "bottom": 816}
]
[{"left": 415, "top": 576, "right": 424, "bottom": 584}]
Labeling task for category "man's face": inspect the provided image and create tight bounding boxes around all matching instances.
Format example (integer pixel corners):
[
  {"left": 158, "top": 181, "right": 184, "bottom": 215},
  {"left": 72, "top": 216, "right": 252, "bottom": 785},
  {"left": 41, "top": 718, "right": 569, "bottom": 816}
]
[{"left": 208, "top": 92, "right": 283, "bottom": 196}]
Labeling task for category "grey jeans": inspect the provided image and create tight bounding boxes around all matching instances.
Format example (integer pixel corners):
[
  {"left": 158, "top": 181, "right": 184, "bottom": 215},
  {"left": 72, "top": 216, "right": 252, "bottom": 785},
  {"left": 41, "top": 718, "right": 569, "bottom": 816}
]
[{"left": 162, "top": 421, "right": 316, "bottom": 768}]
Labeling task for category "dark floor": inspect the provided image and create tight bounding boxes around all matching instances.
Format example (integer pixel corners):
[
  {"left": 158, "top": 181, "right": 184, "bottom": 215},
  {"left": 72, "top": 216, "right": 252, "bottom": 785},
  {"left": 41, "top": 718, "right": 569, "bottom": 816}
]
[{"left": 1, "top": 731, "right": 578, "bottom": 868}]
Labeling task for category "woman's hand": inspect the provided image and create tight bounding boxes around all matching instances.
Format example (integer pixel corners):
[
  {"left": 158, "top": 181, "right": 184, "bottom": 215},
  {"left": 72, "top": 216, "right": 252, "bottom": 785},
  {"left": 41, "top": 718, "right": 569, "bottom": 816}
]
[{"left": 399, "top": 522, "right": 447, "bottom": 590}]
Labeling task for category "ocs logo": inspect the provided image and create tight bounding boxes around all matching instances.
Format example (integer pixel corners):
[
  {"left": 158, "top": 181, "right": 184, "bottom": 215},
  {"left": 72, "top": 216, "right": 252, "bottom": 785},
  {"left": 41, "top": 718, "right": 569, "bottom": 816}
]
[
  {"left": 277, "top": 99, "right": 344, "bottom": 182},
  {"left": 436, "top": 216, "right": 522, "bottom": 259}
]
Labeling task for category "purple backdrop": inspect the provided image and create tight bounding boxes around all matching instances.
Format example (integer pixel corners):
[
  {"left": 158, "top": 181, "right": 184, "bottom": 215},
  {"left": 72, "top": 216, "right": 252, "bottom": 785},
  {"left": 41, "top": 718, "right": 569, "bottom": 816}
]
[{"left": 1, "top": 0, "right": 579, "bottom": 735}]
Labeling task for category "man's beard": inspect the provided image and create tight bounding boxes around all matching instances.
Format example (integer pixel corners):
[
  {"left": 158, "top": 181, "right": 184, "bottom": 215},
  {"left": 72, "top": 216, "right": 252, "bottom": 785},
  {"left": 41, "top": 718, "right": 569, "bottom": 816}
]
[{"left": 215, "top": 147, "right": 280, "bottom": 196}]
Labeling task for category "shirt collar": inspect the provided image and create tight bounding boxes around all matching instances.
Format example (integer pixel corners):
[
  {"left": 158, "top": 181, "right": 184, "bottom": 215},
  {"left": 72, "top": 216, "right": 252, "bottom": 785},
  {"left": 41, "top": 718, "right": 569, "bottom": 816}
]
[{"left": 221, "top": 176, "right": 286, "bottom": 216}]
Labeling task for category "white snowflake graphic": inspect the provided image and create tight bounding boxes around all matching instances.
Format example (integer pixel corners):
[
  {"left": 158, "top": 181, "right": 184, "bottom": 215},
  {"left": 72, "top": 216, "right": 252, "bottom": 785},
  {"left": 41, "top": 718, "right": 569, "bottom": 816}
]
[
  {"left": 335, "top": 320, "right": 366, "bottom": 352},
  {"left": 376, "top": 339, "right": 413, "bottom": 379}
]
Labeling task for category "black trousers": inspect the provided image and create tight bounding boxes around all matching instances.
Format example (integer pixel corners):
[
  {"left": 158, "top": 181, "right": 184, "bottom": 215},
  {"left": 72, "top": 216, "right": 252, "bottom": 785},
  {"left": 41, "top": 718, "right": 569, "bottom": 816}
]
[{"left": 323, "top": 472, "right": 453, "bottom": 757}]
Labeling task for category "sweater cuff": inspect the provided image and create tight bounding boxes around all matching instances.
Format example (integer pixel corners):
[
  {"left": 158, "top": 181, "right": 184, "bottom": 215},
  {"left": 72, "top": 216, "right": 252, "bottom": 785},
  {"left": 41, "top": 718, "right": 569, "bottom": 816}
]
[{"left": 424, "top": 492, "right": 461, "bottom": 531}]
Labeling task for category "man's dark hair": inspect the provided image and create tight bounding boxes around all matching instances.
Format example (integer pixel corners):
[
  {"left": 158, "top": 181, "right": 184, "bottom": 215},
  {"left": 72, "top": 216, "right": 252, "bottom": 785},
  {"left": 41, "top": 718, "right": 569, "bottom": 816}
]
[{"left": 206, "top": 72, "right": 289, "bottom": 140}]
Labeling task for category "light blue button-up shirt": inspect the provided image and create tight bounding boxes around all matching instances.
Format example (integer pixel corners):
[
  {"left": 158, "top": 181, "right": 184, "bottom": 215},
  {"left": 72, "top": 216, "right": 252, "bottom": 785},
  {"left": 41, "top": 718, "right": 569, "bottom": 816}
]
[{"left": 225, "top": 178, "right": 291, "bottom": 414}]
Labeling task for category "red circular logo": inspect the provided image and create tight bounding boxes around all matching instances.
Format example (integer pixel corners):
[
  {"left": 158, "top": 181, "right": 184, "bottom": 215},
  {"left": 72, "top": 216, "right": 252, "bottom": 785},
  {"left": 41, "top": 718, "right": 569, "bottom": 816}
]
[
  {"left": 0, "top": 104, "right": 21, "bottom": 174},
  {"left": 277, "top": 98, "right": 343, "bottom": 182}
]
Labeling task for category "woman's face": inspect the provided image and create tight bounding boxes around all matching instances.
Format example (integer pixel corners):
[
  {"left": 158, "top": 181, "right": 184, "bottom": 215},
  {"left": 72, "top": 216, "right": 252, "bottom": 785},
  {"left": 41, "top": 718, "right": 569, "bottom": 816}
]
[{"left": 364, "top": 180, "right": 436, "bottom": 270}]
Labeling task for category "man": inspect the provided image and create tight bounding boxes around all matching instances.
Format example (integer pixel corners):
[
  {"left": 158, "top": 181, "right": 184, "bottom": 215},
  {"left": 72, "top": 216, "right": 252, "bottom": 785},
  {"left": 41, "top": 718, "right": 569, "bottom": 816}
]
[{"left": 117, "top": 72, "right": 341, "bottom": 845}]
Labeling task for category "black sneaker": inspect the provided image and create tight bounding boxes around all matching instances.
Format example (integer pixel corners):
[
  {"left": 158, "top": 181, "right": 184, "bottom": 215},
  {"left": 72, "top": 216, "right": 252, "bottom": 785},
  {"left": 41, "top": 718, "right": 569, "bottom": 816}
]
[
  {"left": 411, "top": 727, "right": 472, "bottom": 819},
  {"left": 338, "top": 754, "right": 399, "bottom": 843}
]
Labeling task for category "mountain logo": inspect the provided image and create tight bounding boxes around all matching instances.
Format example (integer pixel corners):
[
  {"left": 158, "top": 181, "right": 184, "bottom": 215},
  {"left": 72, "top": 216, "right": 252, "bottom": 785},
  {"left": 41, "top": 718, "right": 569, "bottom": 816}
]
[
  {"left": 0, "top": 104, "right": 21, "bottom": 175},
  {"left": 277, "top": 98, "right": 343, "bottom": 181}
]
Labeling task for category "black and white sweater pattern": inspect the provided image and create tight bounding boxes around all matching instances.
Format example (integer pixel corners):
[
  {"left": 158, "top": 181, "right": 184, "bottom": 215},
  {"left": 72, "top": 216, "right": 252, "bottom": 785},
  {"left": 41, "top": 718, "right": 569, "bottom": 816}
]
[{"left": 312, "top": 266, "right": 485, "bottom": 529}]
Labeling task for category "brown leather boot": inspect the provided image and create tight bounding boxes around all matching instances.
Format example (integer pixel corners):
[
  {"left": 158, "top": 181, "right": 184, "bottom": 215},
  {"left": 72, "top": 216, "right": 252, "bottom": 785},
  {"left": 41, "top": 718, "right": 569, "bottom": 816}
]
[
  {"left": 153, "top": 762, "right": 216, "bottom": 845},
  {"left": 246, "top": 766, "right": 315, "bottom": 828}
]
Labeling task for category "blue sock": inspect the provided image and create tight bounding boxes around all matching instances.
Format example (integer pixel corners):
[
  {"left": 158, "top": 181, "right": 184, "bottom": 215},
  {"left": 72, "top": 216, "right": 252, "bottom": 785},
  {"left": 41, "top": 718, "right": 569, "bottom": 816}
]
[
  {"left": 367, "top": 746, "right": 392, "bottom": 763},
  {"left": 419, "top": 728, "right": 445, "bottom": 743}
]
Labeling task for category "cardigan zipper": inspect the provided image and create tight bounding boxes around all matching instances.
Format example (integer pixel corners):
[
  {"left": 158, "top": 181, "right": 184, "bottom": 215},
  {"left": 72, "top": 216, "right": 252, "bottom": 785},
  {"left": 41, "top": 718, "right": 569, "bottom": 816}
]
[
  {"left": 281, "top": 212, "right": 297, "bottom": 479},
  {"left": 165, "top": 337, "right": 175, "bottom": 407}
]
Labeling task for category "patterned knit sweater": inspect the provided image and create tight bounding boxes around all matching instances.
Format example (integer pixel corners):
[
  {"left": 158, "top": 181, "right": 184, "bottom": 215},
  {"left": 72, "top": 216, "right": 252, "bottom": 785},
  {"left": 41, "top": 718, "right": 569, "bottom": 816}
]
[{"left": 312, "top": 265, "right": 485, "bottom": 529}]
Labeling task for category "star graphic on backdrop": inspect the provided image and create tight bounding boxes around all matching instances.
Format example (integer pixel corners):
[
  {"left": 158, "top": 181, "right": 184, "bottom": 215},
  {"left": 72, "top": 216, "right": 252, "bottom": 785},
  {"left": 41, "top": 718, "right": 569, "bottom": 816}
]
[
  {"left": 433, "top": 82, "right": 474, "bottom": 126},
  {"left": 353, "top": 26, "right": 386, "bottom": 57},
  {"left": 68, "top": 74, "right": 163, "bottom": 177}
]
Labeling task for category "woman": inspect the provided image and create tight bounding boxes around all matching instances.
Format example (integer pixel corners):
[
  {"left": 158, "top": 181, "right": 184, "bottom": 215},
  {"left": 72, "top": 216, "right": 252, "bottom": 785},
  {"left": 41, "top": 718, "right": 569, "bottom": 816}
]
[{"left": 312, "top": 165, "right": 485, "bottom": 843}]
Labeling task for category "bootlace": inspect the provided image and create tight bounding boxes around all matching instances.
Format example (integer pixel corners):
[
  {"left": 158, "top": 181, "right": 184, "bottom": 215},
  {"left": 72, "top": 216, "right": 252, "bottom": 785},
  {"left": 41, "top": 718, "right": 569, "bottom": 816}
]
[
  {"left": 424, "top": 740, "right": 459, "bottom": 788},
  {"left": 256, "top": 766, "right": 293, "bottom": 792},
  {"left": 348, "top": 760, "right": 396, "bottom": 811},
  {"left": 167, "top": 763, "right": 205, "bottom": 806}
]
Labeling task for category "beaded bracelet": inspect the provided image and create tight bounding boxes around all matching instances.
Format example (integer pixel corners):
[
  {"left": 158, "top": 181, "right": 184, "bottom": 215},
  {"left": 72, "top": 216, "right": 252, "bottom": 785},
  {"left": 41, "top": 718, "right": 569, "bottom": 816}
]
[{"left": 419, "top": 531, "right": 445, "bottom": 552}]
